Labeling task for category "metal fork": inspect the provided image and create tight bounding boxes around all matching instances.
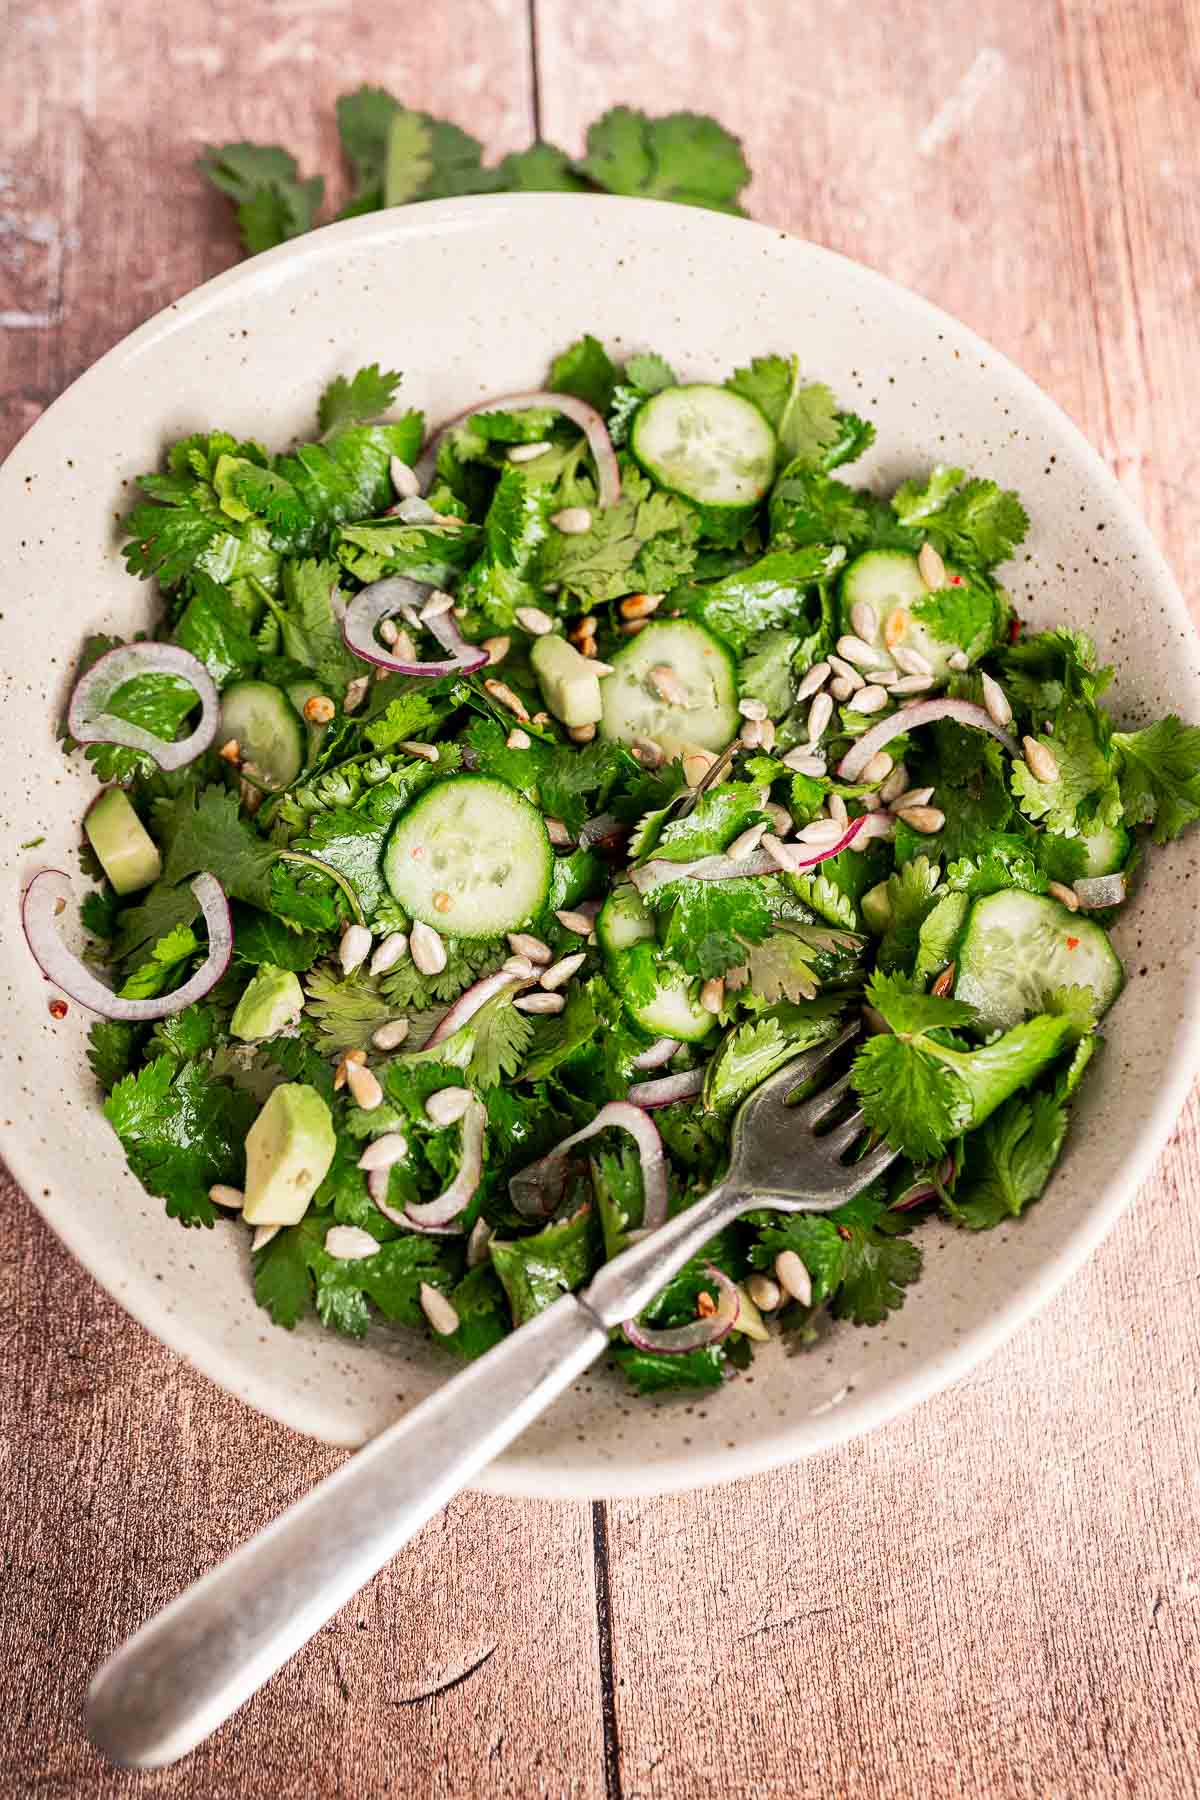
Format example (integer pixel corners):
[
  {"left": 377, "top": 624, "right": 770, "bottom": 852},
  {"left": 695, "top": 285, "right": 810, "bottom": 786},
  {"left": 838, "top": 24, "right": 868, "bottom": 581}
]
[{"left": 86, "top": 1021, "right": 895, "bottom": 1769}]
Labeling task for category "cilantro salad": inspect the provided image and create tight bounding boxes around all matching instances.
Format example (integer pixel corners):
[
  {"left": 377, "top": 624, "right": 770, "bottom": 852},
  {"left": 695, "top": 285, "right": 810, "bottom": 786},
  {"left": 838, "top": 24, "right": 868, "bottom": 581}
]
[{"left": 27, "top": 338, "right": 1200, "bottom": 1395}]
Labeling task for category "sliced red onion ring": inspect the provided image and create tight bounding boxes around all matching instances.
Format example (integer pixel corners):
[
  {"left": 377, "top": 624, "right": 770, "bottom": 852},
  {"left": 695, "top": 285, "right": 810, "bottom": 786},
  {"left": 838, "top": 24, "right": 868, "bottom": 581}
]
[
  {"left": 1073, "top": 872, "right": 1126, "bottom": 908},
  {"left": 838, "top": 699, "right": 1019, "bottom": 782},
  {"left": 343, "top": 577, "right": 487, "bottom": 677},
  {"left": 422, "top": 969, "right": 531, "bottom": 1049},
  {"left": 630, "top": 817, "right": 866, "bottom": 897},
  {"left": 413, "top": 391, "right": 620, "bottom": 508},
  {"left": 510, "top": 1100, "right": 669, "bottom": 1229},
  {"left": 628, "top": 1066, "right": 705, "bottom": 1109},
  {"left": 68, "top": 643, "right": 219, "bottom": 772},
  {"left": 22, "top": 869, "right": 231, "bottom": 1020},
  {"left": 401, "top": 1097, "right": 487, "bottom": 1232},
  {"left": 622, "top": 1263, "right": 740, "bottom": 1355},
  {"left": 889, "top": 1153, "right": 956, "bottom": 1211},
  {"left": 367, "top": 1168, "right": 461, "bottom": 1235},
  {"left": 630, "top": 1037, "right": 681, "bottom": 1072}
]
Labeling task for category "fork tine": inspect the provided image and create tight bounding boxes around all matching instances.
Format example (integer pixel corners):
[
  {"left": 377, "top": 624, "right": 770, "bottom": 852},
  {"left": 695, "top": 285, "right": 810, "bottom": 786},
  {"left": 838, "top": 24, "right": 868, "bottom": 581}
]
[
  {"left": 793, "top": 1067, "right": 854, "bottom": 1127},
  {"left": 839, "top": 1138, "right": 899, "bottom": 1196},
  {"left": 821, "top": 1107, "right": 866, "bottom": 1157}
]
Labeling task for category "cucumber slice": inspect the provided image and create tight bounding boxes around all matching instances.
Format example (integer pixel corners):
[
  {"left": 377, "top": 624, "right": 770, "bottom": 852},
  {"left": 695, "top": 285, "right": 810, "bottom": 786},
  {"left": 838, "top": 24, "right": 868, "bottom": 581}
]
[
  {"left": 631, "top": 384, "right": 776, "bottom": 512},
  {"left": 383, "top": 776, "right": 552, "bottom": 938},
  {"left": 1079, "top": 822, "right": 1131, "bottom": 878},
  {"left": 218, "top": 680, "right": 304, "bottom": 790},
  {"left": 954, "top": 890, "right": 1123, "bottom": 1035},
  {"left": 840, "top": 549, "right": 994, "bottom": 678},
  {"left": 598, "top": 619, "right": 740, "bottom": 759},
  {"left": 597, "top": 884, "right": 716, "bottom": 1043},
  {"left": 285, "top": 679, "right": 330, "bottom": 770}
]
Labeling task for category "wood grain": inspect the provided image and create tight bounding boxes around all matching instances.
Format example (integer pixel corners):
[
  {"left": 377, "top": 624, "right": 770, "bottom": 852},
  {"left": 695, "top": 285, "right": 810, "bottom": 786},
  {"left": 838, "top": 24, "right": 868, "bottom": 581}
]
[{"left": 4, "top": 0, "right": 1200, "bottom": 1793}]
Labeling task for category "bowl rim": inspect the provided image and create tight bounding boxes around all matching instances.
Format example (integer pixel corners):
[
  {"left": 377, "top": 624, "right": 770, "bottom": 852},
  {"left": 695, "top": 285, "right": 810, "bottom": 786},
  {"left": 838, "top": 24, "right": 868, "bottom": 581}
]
[{"left": 3, "top": 191, "right": 1196, "bottom": 1500}]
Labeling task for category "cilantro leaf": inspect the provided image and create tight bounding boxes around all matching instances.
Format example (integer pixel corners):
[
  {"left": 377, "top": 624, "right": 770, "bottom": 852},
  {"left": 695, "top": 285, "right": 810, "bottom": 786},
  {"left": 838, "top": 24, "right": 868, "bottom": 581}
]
[
  {"left": 254, "top": 1211, "right": 456, "bottom": 1334},
  {"left": 537, "top": 739, "right": 628, "bottom": 835},
  {"left": 853, "top": 1032, "right": 973, "bottom": 1161},
  {"left": 1011, "top": 703, "right": 1122, "bottom": 837},
  {"left": 1113, "top": 717, "right": 1200, "bottom": 843},
  {"left": 911, "top": 581, "right": 1001, "bottom": 655},
  {"left": 727, "top": 359, "right": 841, "bottom": 465},
  {"left": 79, "top": 664, "right": 204, "bottom": 784},
  {"left": 492, "top": 142, "right": 587, "bottom": 194},
  {"left": 659, "top": 877, "right": 774, "bottom": 978},
  {"left": 232, "top": 906, "right": 321, "bottom": 971},
  {"left": 651, "top": 784, "right": 766, "bottom": 864},
  {"left": 702, "top": 998, "right": 845, "bottom": 1114},
  {"left": 118, "top": 924, "right": 200, "bottom": 999},
  {"left": 548, "top": 336, "right": 618, "bottom": 415},
  {"left": 317, "top": 365, "right": 403, "bottom": 434},
  {"left": 751, "top": 1189, "right": 921, "bottom": 1324},
  {"left": 263, "top": 557, "right": 360, "bottom": 688},
  {"left": 381, "top": 935, "right": 507, "bottom": 1010},
  {"left": 769, "top": 465, "right": 879, "bottom": 550},
  {"left": 946, "top": 1089, "right": 1069, "bottom": 1230},
  {"left": 173, "top": 573, "right": 259, "bottom": 687},
  {"left": 539, "top": 468, "right": 698, "bottom": 605},
  {"left": 997, "top": 628, "right": 1112, "bottom": 714},
  {"left": 875, "top": 855, "right": 943, "bottom": 974},
  {"left": 614, "top": 1344, "right": 727, "bottom": 1393},
  {"left": 684, "top": 547, "right": 846, "bottom": 651},
  {"left": 304, "top": 967, "right": 392, "bottom": 1055},
  {"left": 198, "top": 142, "right": 324, "bottom": 253},
  {"left": 577, "top": 108, "right": 749, "bottom": 213},
  {"left": 738, "top": 629, "right": 800, "bottom": 717},
  {"left": 87, "top": 1019, "right": 141, "bottom": 1093},
  {"left": 490, "top": 1207, "right": 601, "bottom": 1327},
  {"left": 160, "top": 784, "right": 278, "bottom": 911},
  {"left": 104, "top": 1057, "right": 256, "bottom": 1226},
  {"left": 892, "top": 466, "right": 1029, "bottom": 569}
]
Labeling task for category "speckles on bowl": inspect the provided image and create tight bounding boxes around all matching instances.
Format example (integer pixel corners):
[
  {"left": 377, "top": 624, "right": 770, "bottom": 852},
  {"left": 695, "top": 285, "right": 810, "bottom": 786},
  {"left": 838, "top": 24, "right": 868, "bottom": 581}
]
[{"left": 1, "top": 195, "right": 1198, "bottom": 1501}]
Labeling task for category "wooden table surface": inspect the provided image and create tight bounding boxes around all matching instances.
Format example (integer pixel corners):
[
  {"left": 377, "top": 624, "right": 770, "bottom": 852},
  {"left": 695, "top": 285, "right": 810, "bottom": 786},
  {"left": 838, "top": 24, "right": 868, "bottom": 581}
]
[{"left": 3, "top": 2, "right": 1199, "bottom": 1794}]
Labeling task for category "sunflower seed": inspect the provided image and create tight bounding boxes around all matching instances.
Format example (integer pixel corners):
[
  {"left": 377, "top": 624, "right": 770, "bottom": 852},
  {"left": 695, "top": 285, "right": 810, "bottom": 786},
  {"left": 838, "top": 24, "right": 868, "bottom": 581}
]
[
  {"left": 370, "top": 931, "right": 409, "bottom": 976},
  {"left": 514, "top": 606, "right": 555, "bottom": 636},
  {"left": 747, "top": 1273, "right": 782, "bottom": 1312},
  {"left": 507, "top": 440, "right": 551, "bottom": 463},
  {"left": 807, "top": 691, "right": 834, "bottom": 743},
  {"left": 343, "top": 675, "right": 370, "bottom": 713},
  {"left": 1047, "top": 880, "right": 1080, "bottom": 912},
  {"left": 339, "top": 923, "right": 372, "bottom": 975},
  {"left": 358, "top": 1133, "right": 409, "bottom": 1171},
  {"left": 620, "top": 592, "right": 662, "bottom": 620},
  {"left": 847, "top": 684, "right": 889, "bottom": 714},
  {"left": 506, "top": 727, "right": 532, "bottom": 750},
  {"left": 251, "top": 1224, "right": 280, "bottom": 1252},
  {"left": 795, "top": 661, "right": 831, "bottom": 702},
  {"left": 209, "top": 1184, "right": 244, "bottom": 1211},
  {"left": 545, "top": 816, "right": 573, "bottom": 846},
  {"left": 931, "top": 962, "right": 956, "bottom": 998},
  {"left": 515, "top": 990, "right": 566, "bottom": 1014},
  {"left": 346, "top": 1062, "right": 383, "bottom": 1111},
  {"left": 419, "top": 589, "right": 456, "bottom": 622},
  {"left": 541, "top": 952, "right": 587, "bottom": 991},
  {"left": 551, "top": 506, "right": 592, "bottom": 535},
  {"left": 484, "top": 678, "right": 530, "bottom": 721},
  {"left": 568, "top": 723, "right": 597, "bottom": 744},
  {"left": 399, "top": 740, "right": 439, "bottom": 763},
  {"left": 467, "top": 1218, "right": 494, "bottom": 1269},
  {"left": 891, "top": 644, "right": 933, "bottom": 677},
  {"left": 888, "top": 785, "right": 935, "bottom": 811},
  {"left": 650, "top": 664, "right": 689, "bottom": 705},
  {"left": 883, "top": 608, "right": 911, "bottom": 650},
  {"left": 947, "top": 649, "right": 970, "bottom": 671},
  {"left": 482, "top": 635, "right": 511, "bottom": 666},
  {"left": 837, "top": 634, "right": 889, "bottom": 670},
  {"left": 410, "top": 920, "right": 447, "bottom": 975},
  {"left": 727, "top": 821, "right": 768, "bottom": 860},
  {"left": 759, "top": 718, "right": 776, "bottom": 752},
  {"left": 371, "top": 1018, "right": 410, "bottom": 1052},
  {"left": 763, "top": 801, "right": 792, "bottom": 838},
  {"left": 879, "top": 762, "right": 910, "bottom": 803},
  {"left": 918, "top": 540, "right": 948, "bottom": 589},
  {"left": 762, "top": 833, "right": 800, "bottom": 873},
  {"left": 981, "top": 671, "right": 1013, "bottom": 727},
  {"left": 781, "top": 750, "right": 826, "bottom": 777},
  {"left": 556, "top": 908, "right": 596, "bottom": 935},
  {"left": 830, "top": 676, "right": 855, "bottom": 702},
  {"left": 682, "top": 749, "right": 718, "bottom": 786},
  {"left": 896, "top": 805, "right": 945, "bottom": 834},
  {"left": 774, "top": 1249, "right": 812, "bottom": 1306},
  {"left": 621, "top": 619, "right": 649, "bottom": 637},
  {"left": 1022, "top": 736, "right": 1060, "bottom": 783},
  {"left": 333, "top": 1049, "right": 366, "bottom": 1091},
  {"left": 828, "top": 654, "right": 865, "bottom": 691},
  {"left": 419, "top": 1282, "right": 460, "bottom": 1335},
  {"left": 390, "top": 455, "right": 421, "bottom": 500},
  {"left": 849, "top": 601, "right": 878, "bottom": 641},
  {"left": 738, "top": 696, "right": 769, "bottom": 722},
  {"left": 858, "top": 791, "right": 882, "bottom": 812},
  {"left": 861, "top": 750, "right": 894, "bottom": 785},
  {"left": 426, "top": 1087, "right": 473, "bottom": 1127},
  {"left": 700, "top": 977, "right": 725, "bottom": 1014},
  {"left": 503, "top": 955, "right": 536, "bottom": 980},
  {"left": 796, "top": 817, "right": 845, "bottom": 847},
  {"left": 827, "top": 792, "right": 848, "bottom": 827},
  {"left": 889, "top": 674, "right": 936, "bottom": 695},
  {"left": 322, "top": 1224, "right": 380, "bottom": 1262},
  {"left": 507, "top": 932, "right": 552, "bottom": 964}
]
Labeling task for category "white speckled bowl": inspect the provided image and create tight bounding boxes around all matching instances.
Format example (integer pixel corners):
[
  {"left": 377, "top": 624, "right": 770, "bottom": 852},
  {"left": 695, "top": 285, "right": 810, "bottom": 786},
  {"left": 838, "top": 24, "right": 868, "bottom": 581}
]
[{"left": 1, "top": 196, "right": 1197, "bottom": 1499}]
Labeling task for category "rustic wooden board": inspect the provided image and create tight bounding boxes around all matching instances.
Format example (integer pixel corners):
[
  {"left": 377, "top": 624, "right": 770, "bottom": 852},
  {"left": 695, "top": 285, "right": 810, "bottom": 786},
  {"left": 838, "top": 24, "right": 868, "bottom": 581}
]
[{"left": 4, "top": 0, "right": 1200, "bottom": 1793}]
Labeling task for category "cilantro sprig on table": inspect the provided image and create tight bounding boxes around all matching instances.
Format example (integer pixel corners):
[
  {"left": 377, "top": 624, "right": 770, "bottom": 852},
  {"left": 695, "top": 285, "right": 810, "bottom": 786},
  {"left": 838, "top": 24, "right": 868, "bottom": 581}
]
[{"left": 199, "top": 91, "right": 751, "bottom": 260}]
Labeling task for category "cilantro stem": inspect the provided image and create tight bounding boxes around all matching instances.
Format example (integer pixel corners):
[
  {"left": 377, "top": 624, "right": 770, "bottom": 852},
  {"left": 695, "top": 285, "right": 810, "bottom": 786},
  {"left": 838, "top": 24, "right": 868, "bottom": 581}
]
[{"left": 277, "top": 850, "right": 366, "bottom": 926}]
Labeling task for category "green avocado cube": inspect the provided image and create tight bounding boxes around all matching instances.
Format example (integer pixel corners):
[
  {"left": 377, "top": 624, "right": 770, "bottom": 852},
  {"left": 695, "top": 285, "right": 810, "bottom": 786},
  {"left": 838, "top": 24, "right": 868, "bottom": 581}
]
[
  {"left": 242, "top": 1083, "right": 336, "bottom": 1226},
  {"left": 83, "top": 788, "right": 162, "bottom": 895},
  {"left": 230, "top": 964, "right": 305, "bottom": 1042},
  {"left": 531, "top": 633, "right": 603, "bottom": 728}
]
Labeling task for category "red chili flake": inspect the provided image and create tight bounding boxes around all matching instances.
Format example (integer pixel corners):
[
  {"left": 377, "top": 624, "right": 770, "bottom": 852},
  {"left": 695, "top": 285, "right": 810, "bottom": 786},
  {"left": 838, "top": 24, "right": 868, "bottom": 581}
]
[
  {"left": 1066, "top": 936, "right": 1080, "bottom": 950},
  {"left": 836, "top": 1224, "right": 853, "bottom": 1241},
  {"left": 1008, "top": 614, "right": 1022, "bottom": 643},
  {"left": 48, "top": 998, "right": 68, "bottom": 1020},
  {"left": 948, "top": 574, "right": 965, "bottom": 586}
]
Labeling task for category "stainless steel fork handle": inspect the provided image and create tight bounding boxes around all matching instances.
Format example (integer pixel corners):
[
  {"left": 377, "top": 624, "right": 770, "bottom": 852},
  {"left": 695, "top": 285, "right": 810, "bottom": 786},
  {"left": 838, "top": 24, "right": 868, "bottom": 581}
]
[{"left": 85, "top": 1295, "right": 609, "bottom": 1770}]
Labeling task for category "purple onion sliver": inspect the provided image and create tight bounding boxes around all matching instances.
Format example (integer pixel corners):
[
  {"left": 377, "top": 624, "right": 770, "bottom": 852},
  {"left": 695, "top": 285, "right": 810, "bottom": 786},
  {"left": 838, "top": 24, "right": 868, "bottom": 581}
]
[
  {"left": 838, "top": 698, "right": 1020, "bottom": 782},
  {"left": 343, "top": 578, "right": 487, "bottom": 677},
  {"left": 22, "top": 870, "right": 232, "bottom": 1020},
  {"left": 403, "top": 1099, "right": 486, "bottom": 1231},
  {"left": 413, "top": 390, "right": 620, "bottom": 507},
  {"left": 509, "top": 1100, "right": 669, "bottom": 1230},
  {"left": 421, "top": 969, "right": 530, "bottom": 1049},
  {"left": 621, "top": 1263, "right": 740, "bottom": 1355},
  {"left": 67, "top": 642, "right": 219, "bottom": 772},
  {"left": 627, "top": 1067, "right": 705, "bottom": 1109},
  {"left": 630, "top": 1037, "right": 681, "bottom": 1072}
]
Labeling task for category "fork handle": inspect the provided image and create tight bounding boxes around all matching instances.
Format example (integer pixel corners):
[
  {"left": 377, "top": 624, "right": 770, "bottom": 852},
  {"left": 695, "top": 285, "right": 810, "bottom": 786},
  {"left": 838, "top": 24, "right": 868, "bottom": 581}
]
[{"left": 85, "top": 1295, "right": 608, "bottom": 1770}]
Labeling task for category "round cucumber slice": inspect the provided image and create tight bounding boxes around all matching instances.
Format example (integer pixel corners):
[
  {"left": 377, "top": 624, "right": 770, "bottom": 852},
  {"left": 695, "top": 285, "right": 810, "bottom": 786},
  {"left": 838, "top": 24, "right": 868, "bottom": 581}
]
[
  {"left": 597, "top": 884, "right": 716, "bottom": 1044},
  {"left": 599, "top": 619, "right": 740, "bottom": 759},
  {"left": 383, "top": 776, "right": 552, "bottom": 938},
  {"left": 631, "top": 384, "right": 776, "bottom": 512},
  {"left": 217, "top": 680, "right": 305, "bottom": 790},
  {"left": 840, "top": 549, "right": 998, "bottom": 678},
  {"left": 954, "top": 889, "right": 1123, "bottom": 1035},
  {"left": 1079, "top": 822, "right": 1131, "bottom": 878}
]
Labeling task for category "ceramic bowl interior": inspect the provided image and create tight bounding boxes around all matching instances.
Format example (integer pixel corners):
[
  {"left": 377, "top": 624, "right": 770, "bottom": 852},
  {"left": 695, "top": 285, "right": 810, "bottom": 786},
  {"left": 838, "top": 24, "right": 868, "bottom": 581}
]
[{"left": 1, "top": 195, "right": 1197, "bottom": 1499}]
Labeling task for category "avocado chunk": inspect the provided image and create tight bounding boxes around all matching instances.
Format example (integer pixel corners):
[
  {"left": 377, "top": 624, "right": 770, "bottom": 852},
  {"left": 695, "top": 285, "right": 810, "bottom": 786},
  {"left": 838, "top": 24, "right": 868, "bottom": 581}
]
[
  {"left": 242, "top": 1083, "right": 336, "bottom": 1226},
  {"left": 531, "top": 633, "right": 603, "bottom": 728},
  {"left": 230, "top": 964, "right": 304, "bottom": 1042},
  {"left": 84, "top": 788, "right": 162, "bottom": 895}
]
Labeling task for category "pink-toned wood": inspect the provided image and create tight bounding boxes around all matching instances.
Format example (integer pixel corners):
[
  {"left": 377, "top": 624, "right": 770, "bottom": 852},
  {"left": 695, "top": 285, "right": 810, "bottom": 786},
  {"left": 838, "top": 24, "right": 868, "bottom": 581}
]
[
  {"left": 536, "top": 0, "right": 1200, "bottom": 1793},
  {"left": 4, "top": 0, "right": 1200, "bottom": 1793}
]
